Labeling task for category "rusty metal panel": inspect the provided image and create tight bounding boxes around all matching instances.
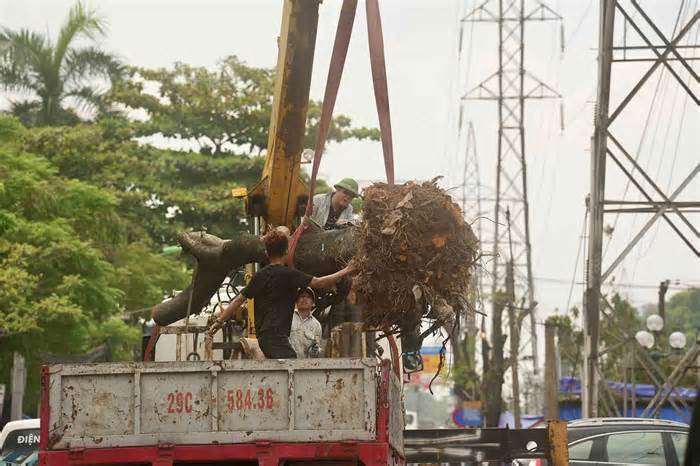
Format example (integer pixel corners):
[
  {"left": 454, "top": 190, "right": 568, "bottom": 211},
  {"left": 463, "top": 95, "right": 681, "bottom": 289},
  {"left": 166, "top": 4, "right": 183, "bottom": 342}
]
[
  {"left": 139, "top": 371, "right": 212, "bottom": 433},
  {"left": 387, "top": 370, "right": 404, "bottom": 454},
  {"left": 60, "top": 374, "right": 135, "bottom": 437},
  {"left": 216, "top": 370, "right": 289, "bottom": 431},
  {"left": 46, "top": 358, "right": 382, "bottom": 449},
  {"left": 294, "top": 369, "right": 367, "bottom": 431}
]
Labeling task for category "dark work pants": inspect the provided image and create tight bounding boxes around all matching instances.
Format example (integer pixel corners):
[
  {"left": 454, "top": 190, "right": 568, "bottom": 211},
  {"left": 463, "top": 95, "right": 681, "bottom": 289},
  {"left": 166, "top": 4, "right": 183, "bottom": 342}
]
[{"left": 258, "top": 336, "right": 297, "bottom": 359}]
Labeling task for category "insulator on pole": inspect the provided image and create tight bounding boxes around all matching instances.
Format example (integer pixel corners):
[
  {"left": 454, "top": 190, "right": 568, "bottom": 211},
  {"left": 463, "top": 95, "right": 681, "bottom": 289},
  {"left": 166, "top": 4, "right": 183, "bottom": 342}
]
[
  {"left": 560, "top": 22, "right": 565, "bottom": 54},
  {"left": 560, "top": 101, "right": 565, "bottom": 133}
]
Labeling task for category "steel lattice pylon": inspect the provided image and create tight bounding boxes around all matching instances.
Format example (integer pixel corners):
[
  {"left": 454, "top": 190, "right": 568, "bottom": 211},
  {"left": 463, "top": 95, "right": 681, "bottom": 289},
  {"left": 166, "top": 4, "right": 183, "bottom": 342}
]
[
  {"left": 583, "top": 0, "right": 700, "bottom": 418},
  {"left": 462, "top": 0, "right": 562, "bottom": 382},
  {"left": 460, "top": 122, "right": 484, "bottom": 329}
]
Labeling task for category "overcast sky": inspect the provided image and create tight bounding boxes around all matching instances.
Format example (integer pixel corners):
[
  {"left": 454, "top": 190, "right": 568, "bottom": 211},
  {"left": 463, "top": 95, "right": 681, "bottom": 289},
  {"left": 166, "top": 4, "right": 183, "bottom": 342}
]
[{"left": 2, "top": 0, "right": 698, "bottom": 331}]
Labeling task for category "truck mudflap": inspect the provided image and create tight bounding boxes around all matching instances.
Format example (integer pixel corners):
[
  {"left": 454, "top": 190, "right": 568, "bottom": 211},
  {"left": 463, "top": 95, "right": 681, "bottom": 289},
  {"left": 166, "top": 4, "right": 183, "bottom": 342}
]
[{"left": 42, "top": 359, "right": 385, "bottom": 450}]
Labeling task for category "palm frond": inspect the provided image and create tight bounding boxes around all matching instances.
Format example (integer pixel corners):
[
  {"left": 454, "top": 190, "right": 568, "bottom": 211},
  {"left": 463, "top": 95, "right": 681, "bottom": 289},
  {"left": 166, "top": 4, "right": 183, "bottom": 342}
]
[
  {"left": 63, "top": 46, "right": 123, "bottom": 84},
  {"left": 9, "top": 99, "right": 42, "bottom": 127},
  {"left": 0, "top": 64, "right": 35, "bottom": 92},
  {"left": 53, "top": 2, "right": 107, "bottom": 70},
  {"left": 0, "top": 28, "right": 50, "bottom": 93},
  {"left": 0, "top": 28, "right": 49, "bottom": 69},
  {"left": 64, "top": 85, "right": 102, "bottom": 111},
  {"left": 0, "top": 31, "right": 9, "bottom": 54}
]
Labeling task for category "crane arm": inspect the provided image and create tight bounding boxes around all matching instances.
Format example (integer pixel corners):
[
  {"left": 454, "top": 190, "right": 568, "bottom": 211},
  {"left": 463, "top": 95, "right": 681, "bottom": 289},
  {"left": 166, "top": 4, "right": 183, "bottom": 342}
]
[{"left": 246, "top": 0, "right": 321, "bottom": 228}]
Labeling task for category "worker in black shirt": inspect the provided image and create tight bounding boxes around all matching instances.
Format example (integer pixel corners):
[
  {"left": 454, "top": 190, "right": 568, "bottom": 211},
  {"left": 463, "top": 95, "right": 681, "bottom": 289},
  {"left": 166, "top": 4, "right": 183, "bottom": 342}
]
[{"left": 208, "top": 229, "right": 355, "bottom": 359}]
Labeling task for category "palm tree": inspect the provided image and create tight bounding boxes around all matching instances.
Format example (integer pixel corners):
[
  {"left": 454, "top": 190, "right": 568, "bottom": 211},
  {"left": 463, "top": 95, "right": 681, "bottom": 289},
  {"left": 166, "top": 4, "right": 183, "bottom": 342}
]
[{"left": 0, "top": 2, "right": 123, "bottom": 126}]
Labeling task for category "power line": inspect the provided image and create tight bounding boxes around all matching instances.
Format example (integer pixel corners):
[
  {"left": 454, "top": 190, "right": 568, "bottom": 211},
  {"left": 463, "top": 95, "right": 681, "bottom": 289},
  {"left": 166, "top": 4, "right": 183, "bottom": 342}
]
[
  {"left": 535, "top": 276, "right": 697, "bottom": 291},
  {"left": 565, "top": 209, "right": 588, "bottom": 313},
  {"left": 566, "top": 0, "right": 594, "bottom": 46}
]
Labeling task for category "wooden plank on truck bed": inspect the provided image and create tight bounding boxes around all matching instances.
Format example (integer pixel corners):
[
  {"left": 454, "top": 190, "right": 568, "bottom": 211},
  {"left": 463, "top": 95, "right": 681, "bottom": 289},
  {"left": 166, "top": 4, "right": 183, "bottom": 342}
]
[{"left": 44, "top": 359, "right": 379, "bottom": 449}]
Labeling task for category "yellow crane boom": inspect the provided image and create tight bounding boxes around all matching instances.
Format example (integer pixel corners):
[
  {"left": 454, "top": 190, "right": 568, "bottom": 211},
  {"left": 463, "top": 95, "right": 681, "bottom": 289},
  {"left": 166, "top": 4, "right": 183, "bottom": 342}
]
[
  {"left": 240, "top": 0, "right": 322, "bottom": 336},
  {"left": 245, "top": 0, "right": 321, "bottom": 229}
]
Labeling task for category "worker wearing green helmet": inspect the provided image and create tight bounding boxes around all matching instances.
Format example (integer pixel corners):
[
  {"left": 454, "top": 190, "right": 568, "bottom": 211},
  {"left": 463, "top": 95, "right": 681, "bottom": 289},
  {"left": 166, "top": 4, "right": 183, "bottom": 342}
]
[{"left": 311, "top": 178, "right": 359, "bottom": 230}]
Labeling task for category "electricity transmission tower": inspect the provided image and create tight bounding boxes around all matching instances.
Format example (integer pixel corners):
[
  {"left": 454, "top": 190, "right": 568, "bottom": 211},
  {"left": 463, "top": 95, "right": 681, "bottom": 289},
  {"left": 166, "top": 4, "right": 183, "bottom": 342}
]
[
  {"left": 460, "top": 122, "right": 484, "bottom": 324},
  {"left": 462, "top": 0, "right": 563, "bottom": 387},
  {"left": 583, "top": 0, "right": 700, "bottom": 418},
  {"left": 451, "top": 121, "right": 483, "bottom": 402}
]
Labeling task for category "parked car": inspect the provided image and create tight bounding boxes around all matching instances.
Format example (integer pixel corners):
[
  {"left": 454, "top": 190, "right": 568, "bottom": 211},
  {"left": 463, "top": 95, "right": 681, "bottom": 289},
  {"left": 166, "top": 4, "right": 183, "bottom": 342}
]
[
  {"left": 0, "top": 419, "right": 39, "bottom": 466},
  {"left": 519, "top": 417, "right": 689, "bottom": 466}
]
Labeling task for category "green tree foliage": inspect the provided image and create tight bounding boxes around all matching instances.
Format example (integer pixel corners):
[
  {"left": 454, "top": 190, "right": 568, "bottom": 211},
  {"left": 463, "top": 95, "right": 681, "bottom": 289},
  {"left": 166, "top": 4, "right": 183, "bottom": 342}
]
[
  {"left": 0, "top": 115, "right": 187, "bottom": 411},
  {"left": 664, "top": 288, "right": 700, "bottom": 343},
  {"left": 545, "top": 313, "right": 582, "bottom": 378},
  {"left": 599, "top": 294, "right": 643, "bottom": 380},
  {"left": 106, "top": 56, "right": 380, "bottom": 154},
  {"left": 554, "top": 290, "right": 700, "bottom": 392},
  {"left": 552, "top": 295, "right": 644, "bottom": 382},
  {"left": 0, "top": 2, "right": 123, "bottom": 127},
  {"left": 22, "top": 120, "right": 262, "bottom": 245}
]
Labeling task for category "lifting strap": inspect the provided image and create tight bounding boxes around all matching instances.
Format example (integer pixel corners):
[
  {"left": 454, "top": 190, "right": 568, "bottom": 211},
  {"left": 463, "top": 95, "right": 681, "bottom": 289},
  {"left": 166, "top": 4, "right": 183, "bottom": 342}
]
[
  {"left": 304, "top": 0, "right": 358, "bottom": 218},
  {"left": 287, "top": 0, "right": 358, "bottom": 266},
  {"left": 366, "top": 0, "right": 395, "bottom": 185},
  {"left": 288, "top": 0, "right": 395, "bottom": 266}
]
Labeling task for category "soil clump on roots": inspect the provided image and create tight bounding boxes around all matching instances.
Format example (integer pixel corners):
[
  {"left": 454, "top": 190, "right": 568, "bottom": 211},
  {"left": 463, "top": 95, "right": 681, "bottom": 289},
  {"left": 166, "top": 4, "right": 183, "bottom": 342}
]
[{"left": 353, "top": 179, "right": 479, "bottom": 333}]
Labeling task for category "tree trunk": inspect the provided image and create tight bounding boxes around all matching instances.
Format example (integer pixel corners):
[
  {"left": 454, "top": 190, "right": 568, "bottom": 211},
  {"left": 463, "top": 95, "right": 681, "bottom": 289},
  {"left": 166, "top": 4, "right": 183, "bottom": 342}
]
[
  {"left": 152, "top": 227, "right": 356, "bottom": 326},
  {"left": 482, "top": 295, "right": 506, "bottom": 428}
]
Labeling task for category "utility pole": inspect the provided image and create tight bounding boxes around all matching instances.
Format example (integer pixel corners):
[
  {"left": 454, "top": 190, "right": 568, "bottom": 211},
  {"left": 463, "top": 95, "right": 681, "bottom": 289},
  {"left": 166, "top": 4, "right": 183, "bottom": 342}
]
[
  {"left": 0, "top": 384, "right": 5, "bottom": 420},
  {"left": 658, "top": 280, "right": 669, "bottom": 324},
  {"left": 544, "top": 322, "right": 559, "bottom": 419},
  {"left": 506, "top": 209, "right": 522, "bottom": 428},
  {"left": 11, "top": 352, "right": 25, "bottom": 421},
  {"left": 583, "top": 0, "right": 700, "bottom": 418},
  {"left": 482, "top": 275, "right": 507, "bottom": 427},
  {"left": 462, "top": 0, "right": 563, "bottom": 394}
]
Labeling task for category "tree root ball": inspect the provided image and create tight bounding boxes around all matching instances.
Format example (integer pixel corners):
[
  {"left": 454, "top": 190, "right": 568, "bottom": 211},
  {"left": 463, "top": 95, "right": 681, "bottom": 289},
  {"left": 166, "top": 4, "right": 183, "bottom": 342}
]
[{"left": 353, "top": 179, "right": 479, "bottom": 330}]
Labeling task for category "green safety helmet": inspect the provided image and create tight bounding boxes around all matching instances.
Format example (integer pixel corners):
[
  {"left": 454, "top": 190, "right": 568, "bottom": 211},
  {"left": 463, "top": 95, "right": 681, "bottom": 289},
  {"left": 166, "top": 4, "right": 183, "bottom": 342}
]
[{"left": 334, "top": 178, "right": 359, "bottom": 197}]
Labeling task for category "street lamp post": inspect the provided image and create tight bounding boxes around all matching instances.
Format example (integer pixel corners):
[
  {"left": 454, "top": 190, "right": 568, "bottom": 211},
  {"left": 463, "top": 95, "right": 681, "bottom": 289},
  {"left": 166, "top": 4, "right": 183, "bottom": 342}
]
[{"left": 631, "top": 314, "right": 692, "bottom": 417}]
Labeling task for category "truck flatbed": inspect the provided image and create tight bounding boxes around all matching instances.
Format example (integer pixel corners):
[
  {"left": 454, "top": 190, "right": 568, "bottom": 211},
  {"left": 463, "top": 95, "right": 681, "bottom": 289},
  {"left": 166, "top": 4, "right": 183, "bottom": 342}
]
[{"left": 40, "top": 358, "right": 404, "bottom": 465}]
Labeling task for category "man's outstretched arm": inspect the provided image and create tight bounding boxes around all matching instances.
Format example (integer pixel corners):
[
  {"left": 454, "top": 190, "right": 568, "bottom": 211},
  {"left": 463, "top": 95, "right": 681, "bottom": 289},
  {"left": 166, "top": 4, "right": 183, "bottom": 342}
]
[
  {"left": 309, "top": 264, "right": 355, "bottom": 289},
  {"left": 208, "top": 292, "right": 246, "bottom": 336}
]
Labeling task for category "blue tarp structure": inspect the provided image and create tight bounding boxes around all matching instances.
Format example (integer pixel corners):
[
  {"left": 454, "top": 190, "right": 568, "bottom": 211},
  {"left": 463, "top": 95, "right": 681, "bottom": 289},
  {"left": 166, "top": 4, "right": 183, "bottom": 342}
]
[
  {"left": 559, "top": 401, "right": 693, "bottom": 424},
  {"left": 559, "top": 376, "right": 698, "bottom": 399},
  {"left": 558, "top": 376, "right": 696, "bottom": 424}
]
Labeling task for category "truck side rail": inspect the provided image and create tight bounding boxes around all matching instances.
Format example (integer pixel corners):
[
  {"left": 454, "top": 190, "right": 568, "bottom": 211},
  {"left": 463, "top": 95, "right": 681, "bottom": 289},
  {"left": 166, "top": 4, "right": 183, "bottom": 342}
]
[{"left": 41, "top": 359, "right": 382, "bottom": 450}]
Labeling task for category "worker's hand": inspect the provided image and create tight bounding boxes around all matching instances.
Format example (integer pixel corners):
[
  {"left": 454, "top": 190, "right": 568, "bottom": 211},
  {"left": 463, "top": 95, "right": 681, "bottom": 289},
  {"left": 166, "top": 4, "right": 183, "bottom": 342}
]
[
  {"left": 233, "top": 304, "right": 246, "bottom": 322},
  {"left": 336, "top": 219, "right": 356, "bottom": 228},
  {"left": 344, "top": 260, "right": 359, "bottom": 276},
  {"left": 208, "top": 319, "right": 225, "bottom": 337}
]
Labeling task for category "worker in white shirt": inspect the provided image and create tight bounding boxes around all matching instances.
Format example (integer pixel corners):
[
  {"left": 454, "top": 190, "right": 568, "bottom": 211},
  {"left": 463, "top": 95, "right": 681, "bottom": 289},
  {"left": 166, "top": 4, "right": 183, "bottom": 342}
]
[{"left": 289, "top": 288, "right": 323, "bottom": 358}]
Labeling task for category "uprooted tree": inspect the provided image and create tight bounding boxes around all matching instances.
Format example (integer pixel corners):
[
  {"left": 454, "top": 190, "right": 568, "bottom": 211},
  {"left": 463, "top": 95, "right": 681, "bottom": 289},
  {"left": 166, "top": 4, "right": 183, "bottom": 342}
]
[
  {"left": 152, "top": 227, "right": 355, "bottom": 326},
  {"left": 152, "top": 180, "right": 480, "bottom": 346}
]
